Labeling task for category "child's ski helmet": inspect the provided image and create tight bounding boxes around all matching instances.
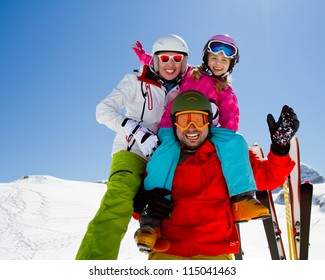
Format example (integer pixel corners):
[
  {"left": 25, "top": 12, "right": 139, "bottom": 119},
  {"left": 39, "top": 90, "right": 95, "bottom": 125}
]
[{"left": 202, "top": 34, "right": 240, "bottom": 75}]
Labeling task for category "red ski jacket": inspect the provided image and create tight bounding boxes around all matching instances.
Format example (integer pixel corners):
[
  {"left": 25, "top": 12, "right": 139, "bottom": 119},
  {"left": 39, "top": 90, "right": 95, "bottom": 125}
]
[{"left": 161, "top": 140, "right": 295, "bottom": 257}]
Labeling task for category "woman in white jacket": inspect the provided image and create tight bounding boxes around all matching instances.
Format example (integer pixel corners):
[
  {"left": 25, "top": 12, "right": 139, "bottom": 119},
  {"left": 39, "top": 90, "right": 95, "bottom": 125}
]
[{"left": 75, "top": 34, "right": 189, "bottom": 260}]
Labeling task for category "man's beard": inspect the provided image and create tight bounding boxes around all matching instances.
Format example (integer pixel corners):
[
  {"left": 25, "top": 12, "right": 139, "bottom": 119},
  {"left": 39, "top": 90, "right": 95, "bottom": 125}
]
[{"left": 179, "top": 138, "right": 204, "bottom": 152}]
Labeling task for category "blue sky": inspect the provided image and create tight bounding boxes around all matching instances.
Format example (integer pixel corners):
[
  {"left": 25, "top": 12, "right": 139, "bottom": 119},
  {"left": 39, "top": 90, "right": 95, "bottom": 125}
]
[{"left": 1, "top": 0, "right": 324, "bottom": 183}]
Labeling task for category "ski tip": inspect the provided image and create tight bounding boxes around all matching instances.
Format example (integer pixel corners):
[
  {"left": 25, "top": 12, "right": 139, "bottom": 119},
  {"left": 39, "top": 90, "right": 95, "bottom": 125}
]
[
  {"left": 301, "top": 181, "right": 314, "bottom": 190},
  {"left": 302, "top": 180, "right": 312, "bottom": 185}
]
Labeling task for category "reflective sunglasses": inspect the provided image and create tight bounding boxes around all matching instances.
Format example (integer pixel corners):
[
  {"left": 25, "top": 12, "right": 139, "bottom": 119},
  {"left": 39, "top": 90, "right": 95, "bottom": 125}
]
[
  {"left": 158, "top": 54, "right": 184, "bottom": 63},
  {"left": 207, "top": 40, "right": 238, "bottom": 58},
  {"left": 175, "top": 110, "right": 210, "bottom": 130}
]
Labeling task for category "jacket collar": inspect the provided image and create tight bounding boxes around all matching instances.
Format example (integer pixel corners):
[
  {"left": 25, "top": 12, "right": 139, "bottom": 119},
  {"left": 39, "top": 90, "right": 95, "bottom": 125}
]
[
  {"left": 181, "top": 139, "right": 216, "bottom": 163},
  {"left": 137, "top": 65, "right": 161, "bottom": 87},
  {"left": 137, "top": 65, "right": 182, "bottom": 91},
  {"left": 196, "top": 140, "right": 216, "bottom": 161}
]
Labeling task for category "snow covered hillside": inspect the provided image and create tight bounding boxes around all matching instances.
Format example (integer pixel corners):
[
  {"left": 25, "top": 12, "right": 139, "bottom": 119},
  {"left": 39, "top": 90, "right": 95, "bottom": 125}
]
[{"left": 0, "top": 164, "right": 324, "bottom": 260}]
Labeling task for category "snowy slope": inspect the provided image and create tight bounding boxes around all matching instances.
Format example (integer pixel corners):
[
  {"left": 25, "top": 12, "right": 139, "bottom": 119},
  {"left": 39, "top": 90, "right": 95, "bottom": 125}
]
[{"left": 0, "top": 173, "right": 324, "bottom": 260}]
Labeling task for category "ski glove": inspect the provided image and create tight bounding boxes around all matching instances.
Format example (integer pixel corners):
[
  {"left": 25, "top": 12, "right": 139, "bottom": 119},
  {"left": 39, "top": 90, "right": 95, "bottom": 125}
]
[
  {"left": 132, "top": 41, "right": 153, "bottom": 65},
  {"left": 122, "top": 118, "right": 160, "bottom": 157},
  {"left": 267, "top": 105, "right": 300, "bottom": 156},
  {"left": 133, "top": 187, "right": 173, "bottom": 220}
]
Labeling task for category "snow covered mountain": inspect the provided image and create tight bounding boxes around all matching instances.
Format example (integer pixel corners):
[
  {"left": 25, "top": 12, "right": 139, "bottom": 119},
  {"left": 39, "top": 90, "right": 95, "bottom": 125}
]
[
  {"left": 272, "top": 163, "right": 325, "bottom": 214},
  {"left": 301, "top": 162, "right": 325, "bottom": 184},
  {"left": 0, "top": 163, "right": 324, "bottom": 260}
]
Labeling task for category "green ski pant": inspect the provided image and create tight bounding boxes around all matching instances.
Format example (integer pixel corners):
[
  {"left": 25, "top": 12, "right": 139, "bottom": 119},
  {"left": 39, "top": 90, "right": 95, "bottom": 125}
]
[{"left": 75, "top": 150, "right": 147, "bottom": 259}]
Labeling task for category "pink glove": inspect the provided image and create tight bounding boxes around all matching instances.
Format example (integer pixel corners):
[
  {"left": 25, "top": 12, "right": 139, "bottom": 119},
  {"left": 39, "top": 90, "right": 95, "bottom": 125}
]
[{"left": 132, "top": 41, "right": 153, "bottom": 65}]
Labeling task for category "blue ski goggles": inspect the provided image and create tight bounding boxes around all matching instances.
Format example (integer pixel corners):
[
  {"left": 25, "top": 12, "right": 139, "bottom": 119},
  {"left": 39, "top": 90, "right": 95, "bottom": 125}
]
[{"left": 207, "top": 40, "right": 238, "bottom": 58}]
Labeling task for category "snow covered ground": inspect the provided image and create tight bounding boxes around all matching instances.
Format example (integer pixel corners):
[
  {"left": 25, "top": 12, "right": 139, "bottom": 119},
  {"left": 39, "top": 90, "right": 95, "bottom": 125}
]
[{"left": 0, "top": 174, "right": 324, "bottom": 261}]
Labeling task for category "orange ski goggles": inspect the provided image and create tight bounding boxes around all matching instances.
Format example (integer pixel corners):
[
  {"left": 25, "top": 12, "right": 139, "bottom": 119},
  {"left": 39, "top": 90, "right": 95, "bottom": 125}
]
[{"left": 174, "top": 110, "right": 210, "bottom": 130}]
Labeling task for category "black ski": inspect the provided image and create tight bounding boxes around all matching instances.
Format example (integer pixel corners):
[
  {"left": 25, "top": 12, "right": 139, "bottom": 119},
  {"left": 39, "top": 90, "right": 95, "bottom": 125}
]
[
  {"left": 234, "top": 224, "right": 244, "bottom": 260},
  {"left": 298, "top": 181, "right": 313, "bottom": 259},
  {"left": 256, "top": 190, "right": 286, "bottom": 259},
  {"left": 252, "top": 144, "right": 286, "bottom": 259}
]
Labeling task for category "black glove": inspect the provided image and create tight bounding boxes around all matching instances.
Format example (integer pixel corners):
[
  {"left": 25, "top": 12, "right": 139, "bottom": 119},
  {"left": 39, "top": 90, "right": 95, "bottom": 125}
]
[
  {"left": 133, "top": 187, "right": 173, "bottom": 220},
  {"left": 267, "top": 105, "right": 300, "bottom": 156}
]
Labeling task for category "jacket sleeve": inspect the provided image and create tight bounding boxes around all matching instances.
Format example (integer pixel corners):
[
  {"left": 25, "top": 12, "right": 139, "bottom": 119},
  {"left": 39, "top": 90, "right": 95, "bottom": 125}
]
[
  {"left": 96, "top": 73, "right": 137, "bottom": 134},
  {"left": 217, "top": 86, "right": 240, "bottom": 131},
  {"left": 249, "top": 146, "right": 296, "bottom": 191},
  {"left": 132, "top": 41, "right": 153, "bottom": 65}
]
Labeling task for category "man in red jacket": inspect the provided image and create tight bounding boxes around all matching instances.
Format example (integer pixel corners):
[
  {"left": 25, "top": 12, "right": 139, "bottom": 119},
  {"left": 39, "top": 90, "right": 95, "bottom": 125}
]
[{"left": 133, "top": 90, "right": 299, "bottom": 260}]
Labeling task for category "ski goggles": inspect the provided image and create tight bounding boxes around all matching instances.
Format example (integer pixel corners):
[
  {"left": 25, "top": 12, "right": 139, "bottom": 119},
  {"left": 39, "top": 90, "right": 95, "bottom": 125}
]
[
  {"left": 207, "top": 40, "right": 238, "bottom": 58},
  {"left": 174, "top": 110, "right": 210, "bottom": 130},
  {"left": 158, "top": 54, "right": 184, "bottom": 63}
]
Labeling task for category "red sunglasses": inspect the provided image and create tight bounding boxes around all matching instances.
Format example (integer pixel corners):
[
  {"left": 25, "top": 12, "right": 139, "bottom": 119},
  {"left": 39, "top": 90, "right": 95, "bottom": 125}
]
[{"left": 158, "top": 54, "right": 184, "bottom": 63}]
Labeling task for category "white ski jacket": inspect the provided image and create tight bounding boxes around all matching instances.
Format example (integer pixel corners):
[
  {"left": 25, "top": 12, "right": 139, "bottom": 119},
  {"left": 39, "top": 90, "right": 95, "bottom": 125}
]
[{"left": 96, "top": 65, "right": 181, "bottom": 160}]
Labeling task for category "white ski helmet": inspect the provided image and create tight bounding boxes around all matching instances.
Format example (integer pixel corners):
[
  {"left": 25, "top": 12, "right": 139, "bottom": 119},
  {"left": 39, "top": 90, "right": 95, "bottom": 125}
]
[{"left": 152, "top": 34, "right": 189, "bottom": 74}]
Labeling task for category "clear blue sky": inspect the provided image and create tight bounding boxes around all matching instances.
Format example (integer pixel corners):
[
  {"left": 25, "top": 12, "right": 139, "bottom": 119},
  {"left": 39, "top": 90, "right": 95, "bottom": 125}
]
[{"left": 1, "top": 0, "right": 324, "bottom": 183}]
